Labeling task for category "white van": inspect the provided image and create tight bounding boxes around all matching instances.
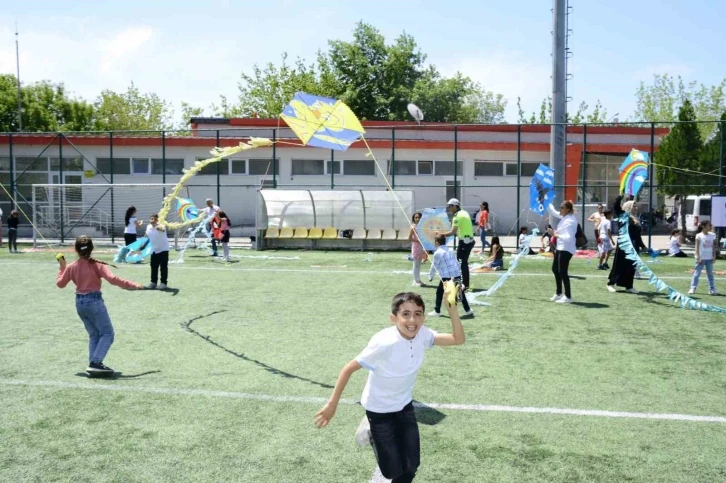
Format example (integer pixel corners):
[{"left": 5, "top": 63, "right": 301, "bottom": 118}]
[{"left": 677, "top": 195, "right": 712, "bottom": 238}]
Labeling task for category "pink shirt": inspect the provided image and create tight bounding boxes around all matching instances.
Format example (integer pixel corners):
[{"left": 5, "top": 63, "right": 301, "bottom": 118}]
[{"left": 56, "top": 259, "right": 138, "bottom": 294}]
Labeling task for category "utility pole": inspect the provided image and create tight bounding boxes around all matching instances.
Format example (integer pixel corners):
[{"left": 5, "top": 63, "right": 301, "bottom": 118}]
[{"left": 15, "top": 22, "right": 22, "bottom": 131}]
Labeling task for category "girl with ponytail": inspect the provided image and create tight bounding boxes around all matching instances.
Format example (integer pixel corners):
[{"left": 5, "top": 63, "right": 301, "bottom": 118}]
[{"left": 56, "top": 235, "right": 143, "bottom": 375}]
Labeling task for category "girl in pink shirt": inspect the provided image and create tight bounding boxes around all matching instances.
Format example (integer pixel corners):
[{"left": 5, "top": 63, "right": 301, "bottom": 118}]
[{"left": 56, "top": 236, "right": 142, "bottom": 375}]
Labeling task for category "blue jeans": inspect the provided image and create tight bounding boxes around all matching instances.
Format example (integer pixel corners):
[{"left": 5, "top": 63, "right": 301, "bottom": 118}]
[
  {"left": 75, "top": 292, "right": 115, "bottom": 364},
  {"left": 691, "top": 260, "right": 715, "bottom": 291},
  {"left": 479, "top": 229, "right": 490, "bottom": 249}
]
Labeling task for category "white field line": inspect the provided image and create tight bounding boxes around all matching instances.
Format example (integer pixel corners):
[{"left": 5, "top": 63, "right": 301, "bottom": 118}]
[
  {"left": 0, "top": 261, "right": 720, "bottom": 281},
  {"left": 2, "top": 379, "right": 726, "bottom": 424}
]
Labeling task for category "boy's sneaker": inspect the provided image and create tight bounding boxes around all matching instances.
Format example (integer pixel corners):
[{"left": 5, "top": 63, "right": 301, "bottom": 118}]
[
  {"left": 550, "top": 294, "right": 562, "bottom": 301},
  {"left": 710, "top": 289, "right": 718, "bottom": 295},
  {"left": 145, "top": 282, "right": 157, "bottom": 289},
  {"left": 428, "top": 311, "right": 440, "bottom": 317},
  {"left": 603, "top": 263, "right": 610, "bottom": 269},
  {"left": 555, "top": 297, "right": 573, "bottom": 304},
  {"left": 465, "top": 310, "right": 475, "bottom": 317},
  {"left": 87, "top": 362, "right": 114, "bottom": 373},
  {"left": 607, "top": 285, "right": 616, "bottom": 293},
  {"left": 688, "top": 288, "right": 696, "bottom": 295},
  {"left": 158, "top": 283, "right": 168, "bottom": 290}
]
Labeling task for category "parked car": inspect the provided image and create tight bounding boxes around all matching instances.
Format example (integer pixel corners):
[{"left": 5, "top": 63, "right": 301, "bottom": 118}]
[{"left": 677, "top": 195, "right": 713, "bottom": 239}]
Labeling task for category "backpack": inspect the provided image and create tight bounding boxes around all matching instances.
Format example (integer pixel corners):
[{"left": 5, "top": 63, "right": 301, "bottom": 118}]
[{"left": 575, "top": 223, "right": 588, "bottom": 248}]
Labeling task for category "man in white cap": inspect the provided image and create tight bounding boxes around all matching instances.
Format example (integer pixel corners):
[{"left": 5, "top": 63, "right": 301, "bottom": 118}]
[
  {"left": 202, "top": 198, "right": 220, "bottom": 257},
  {"left": 437, "top": 198, "right": 475, "bottom": 290}
]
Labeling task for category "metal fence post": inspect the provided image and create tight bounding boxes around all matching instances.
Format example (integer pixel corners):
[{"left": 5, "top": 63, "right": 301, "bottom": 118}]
[
  {"left": 8, "top": 133, "right": 14, "bottom": 210},
  {"left": 110, "top": 132, "right": 115, "bottom": 244},
  {"left": 391, "top": 128, "right": 396, "bottom": 189},
  {"left": 581, "top": 124, "right": 587, "bottom": 229},
  {"left": 162, "top": 130, "right": 166, "bottom": 199},
  {"left": 330, "top": 149, "right": 335, "bottom": 189},
  {"left": 516, "top": 124, "right": 521, "bottom": 224},
  {"left": 647, "top": 122, "right": 655, "bottom": 249},
  {"left": 272, "top": 129, "right": 277, "bottom": 188},
  {"left": 719, "top": 119, "right": 725, "bottom": 196},
  {"left": 216, "top": 130, "right": 221, "bottom": 204},
  {"left": 59, "top": 133, "right": 64, "bottom": 243}
]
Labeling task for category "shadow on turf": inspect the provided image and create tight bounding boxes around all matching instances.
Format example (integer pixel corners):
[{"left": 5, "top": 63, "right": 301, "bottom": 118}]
[
  {"left": 144, "top": 287, "right": 180, "bottom": 296},
  {"left": 182, "top": 311, "right": 334, "bottom": 389},
  {"left": 412, "top": 402, "right": 446, "bottom": 425},
  {"left": 74, "top": 370, "right": 161, "bottom": 380}
]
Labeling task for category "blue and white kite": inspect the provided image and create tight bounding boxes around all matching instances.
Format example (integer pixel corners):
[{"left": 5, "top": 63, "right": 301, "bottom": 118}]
[{"left": 529, "top": 164, "right": 556, "bottom": 216}]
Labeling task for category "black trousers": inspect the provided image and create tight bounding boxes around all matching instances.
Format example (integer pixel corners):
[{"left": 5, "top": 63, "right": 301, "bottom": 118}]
[
  {"left": 456, "top": 240, "right": 475, "bottom": 289},
  {"left": 552, "top": 250, "right": 573, "bottom": 298},
  {"left": 124, "top": 233, "right": 137, "bottom": 246},
  {"left": 150, "top": 251, "right": 169, "bottom": 285},
  {"left": 8, "top": 228, "right": 17, "bottom": 251},
  {"left": 206, "top": 223, "right": 218, "bottom": 254},
  {"left": 435, "top": 277, "right": 471, "bottom": 313},
  {"left": 366, "top": 402, "right": 419, "bottom": 483}
]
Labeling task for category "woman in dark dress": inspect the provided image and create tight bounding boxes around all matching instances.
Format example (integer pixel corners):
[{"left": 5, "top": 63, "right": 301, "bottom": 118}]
[{"left": 607, "top": 196, "right": 646, "bottom": 293}]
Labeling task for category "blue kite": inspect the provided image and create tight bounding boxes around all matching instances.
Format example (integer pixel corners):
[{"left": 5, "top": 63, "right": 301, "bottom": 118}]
[{"left": 529, "top": 164, "right": 556, "bottom": 215}]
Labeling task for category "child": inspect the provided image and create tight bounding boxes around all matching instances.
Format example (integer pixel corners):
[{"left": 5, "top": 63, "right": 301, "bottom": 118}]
[
  {"left": 215, "top": 211, "right": 232, "bottom": 261},
  {"left": 483, "top": 235, "right": 504, "bottom": 270},
  {"left": 689, "top": 220, "right": 718, "bottom": 295},
  {"left": 597, "top": 209, "right": 614, "bottom": 270},
  {"left": 56, "top": 235, "right": 143, "bottom": 374},
  {"left": 123, "top": 206, "right": 144, "bottom": 246},
  {"left": 7, "top": 210, "right": 19, "bottom": 253},
  {"left": 314, "top": 291, "right": 464, "bottom": 483},
  {"left": 518, "top": 227, "right": 536, "bottom": 255},
  {"left": 428, "top": 235, "right": 474, "bottom": 316},
  {"left": 408, "top": 212, "right": 428, "bottom": 286},
  {"left": 540, "top": 224, "right": 554, "bottom": 253},
  {"left": 668, "top": 229, "right": 687, "bottom": 257},
  {"left": 134, "top": 213, "right": 170, "bottom": 289}
]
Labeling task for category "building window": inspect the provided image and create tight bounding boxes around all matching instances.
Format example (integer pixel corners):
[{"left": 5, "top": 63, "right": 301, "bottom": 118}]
[
  {"left": 15, "top": 157, "right": 48, "bottom": 172},
  {"left": 96, "top": 158, "right": 131, "bottom": 175},
  {"left": 291, "top": 159, "right": 324, "bottom": 175},
  {"left": 505, "top": 164, "right": 518, "bottom": 176},
  {"left": 434, "top": 161, "right": 464, "bottom": 176},
  {"left": 580, "top": 153, "right": 624, "bottom": 204},
  {"left": 0, "top": 156, "right": 10, "bottom": 171},
  {"left": 327, "top": 160, "right": 340, "bottom": 174},
  {"left": 418, "top": 161, "right": 433, "bottom": 175},
  {"left": 249, "top": 158, "right": 279, "bottom": 176},
  {"left": 50, "top": 157, "right": 84, "bottom": 171},
  {"left": 344, "top": 160, "right": 375, "bottom": 176},
  {"left": 133, "top": 158, "right": 149, "bottom": 175},
  {"left": 387, "top": 160, "right": 417, "bottom": 176},
  {"left": 198, "top": 158, "right": 230, "bottom": 175},
  {"left": 151, "top": 158, "right": 185, "bottom": 175},
  {"left": 505, "top": 162, "right": 548, "bottom": 177},
  {"left": 475, "top": 161, "right": 504, "bottom": 177},
  {"left": 231, "top": 160, "right": 246, "bottom": 174}
]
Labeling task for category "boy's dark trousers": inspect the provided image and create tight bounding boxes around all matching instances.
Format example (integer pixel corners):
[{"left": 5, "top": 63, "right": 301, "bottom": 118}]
[
  {"left": 435, "top": 277, "right": 471, "bottom": 313},
  {"left": 150, "top": 251, "right": 169, "bottom": 285},
  {"left": 366, "top": 402, "right": 419, "bottom": 483}
]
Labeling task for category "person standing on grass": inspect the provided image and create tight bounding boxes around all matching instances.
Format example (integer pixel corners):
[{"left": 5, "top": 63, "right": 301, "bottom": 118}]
[
  {"left": 56, "top": 235, "right": 143, "bottom": 375},
  {"left": 123, "top": 206, "right": 144, "bottom": 246},
  {"left": 202, "top": 198, "right": 220, "bottom": 257},
  {"left": 476, "top": 201, "right": 491, "bottom": 251},
  {"left": 436, "top": 198, "right": 475, "bottom": 290},
  {"left": 689, "top": 220, "right": 718, "bottom": 295},
  {"left": 588, "top": 203, "right": 604, "bottom": 246},
  {"left": 215, "top": 210, "right": 232, "bottom": 262},
  {"left": 547, "top": 200, "right": 578, "bottom": 304},
  {"left": 408, "top": 211, "right": 428, "bottom": 286},
  {"left": 7, "top": 210, "right": 19, "bottom": 253},
  {"left": 597, "top": 209, "right": 614, "bottom": 270},
  {"left": 133, "top": 214, "right": 170, "bottom": 289},
  {"left": 314, "top": 291, "right": 465, "bottom": 483},
  {"left": 607, "top": 197, "right": 646, "bottom": 294},
  {"left": 428, "top": 235, "right": 474, "bottom": 317}
]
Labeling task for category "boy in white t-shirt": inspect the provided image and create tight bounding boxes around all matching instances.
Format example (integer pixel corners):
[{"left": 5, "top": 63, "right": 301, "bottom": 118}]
[
  {"left": 314, "top": 292, "right": 464, "bottom": 483},
  {"left": 689, "top": 220, "right": 718, "bottom": 295},
  {"left": 133, "top": 213, "right": 171, "bottom": 290},
  {"left": 597, "top": 209, "right": 614, "bottom": 270}
]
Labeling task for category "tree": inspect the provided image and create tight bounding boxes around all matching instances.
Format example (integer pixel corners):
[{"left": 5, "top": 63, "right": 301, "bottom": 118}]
[
  {"left": 92, "top": 82, "right": 174, "bottom": 132},
  {"left": 654, "top": 99, "right": 704, "bottom": 240},
  {"left": 0, "top": 74, "right": 94, "bottom": 132},
  {"left": 516, "top": 97, "right": 608, "bottom": 124},
  {"left": 700, "top": 112, "right": 726, "bottom": 191},
  {"left": 634, "top": 73, "right": 726, "bottom": 140}
]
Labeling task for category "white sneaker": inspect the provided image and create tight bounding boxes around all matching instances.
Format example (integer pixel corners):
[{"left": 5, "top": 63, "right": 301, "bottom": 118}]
[
  {"left": 555, "top": 297, "right": 573, "bottom": 304},
  {"left": 550, "top": 294, "right": 563, "bottom": 301},
  {"left": 465, "top": 310, "right": 475, "bottom": 317},
  {"left": 626, "top": 288, "right": 639, "bottom": 294},
  {"left": 145, "top": 283, "right": 157, "bottom": 289},
  {"left": 710, "top": 289, "right": 718, "bottom": 295},
  {"left": 428, "top": 311, "right": 440, "bottom": 317},
  {"left": 158, "top": 283, "right": 168, "bottom": 290},
  {"left": 688, "top": 288, "right": 695, "bottom": 295},
  {"left": 607, "top": 285, "right": 616, "bottom": 293}
]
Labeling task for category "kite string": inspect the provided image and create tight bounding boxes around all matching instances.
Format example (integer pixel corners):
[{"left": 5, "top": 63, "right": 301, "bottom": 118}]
[{"left": 0, "top": 180, "right": 59, "bottom": 256}]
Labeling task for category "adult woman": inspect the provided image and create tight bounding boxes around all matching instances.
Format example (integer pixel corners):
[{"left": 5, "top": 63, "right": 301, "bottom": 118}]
[
  {"left": 547, "top": 201, "right": 578, "bottom": 304},
  {"left": 476, "top": 201, "right": 491, "bottom": 251},
  {"left": 607, "top": 196, "right": 646, "bottom": 293},
  {"left": 123, "top": 206, "right": 143, "bottom": 246},
  {"left": 588, "top": 203, "right": 604, "bottom": 243}
]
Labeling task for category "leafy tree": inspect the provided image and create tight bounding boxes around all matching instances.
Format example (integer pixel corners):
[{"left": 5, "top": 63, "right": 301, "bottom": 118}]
[
  {"left": 634, "top": 73, "right": 726, "bottom": 140},
  {"left": 92, "top": 82, "right": 174, "bottom": 132},
  {"left": 700, "top": 112, "right": 726, "bottom": 192},
  {"left": 516, "top": 97, "right": 608, "bottom": 124},
  {"left": 0, "top": 74, "right": 94, "bottom": 132},
  {"left": 654, "top": 99, "right": 704, "bottom": 239}
]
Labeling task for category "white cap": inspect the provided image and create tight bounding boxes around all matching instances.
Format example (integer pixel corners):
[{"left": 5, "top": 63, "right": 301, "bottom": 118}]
[
  {"left": 447, "top": 198, "right": 460, "bottom": 206},
  {"left": 205, "top": 198, "right": 213, "bottom": 202}
]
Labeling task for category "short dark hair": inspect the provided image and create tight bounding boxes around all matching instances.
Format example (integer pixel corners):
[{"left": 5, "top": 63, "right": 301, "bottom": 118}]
[
  {"left": 603, "top": 209, "right": 613, "bottom": 215},
  {"left": 434, "top": 234, "right": 446, "bottom": 246},
  {"left": 391, "top": 292, "right": 425, "bottom": 314}
]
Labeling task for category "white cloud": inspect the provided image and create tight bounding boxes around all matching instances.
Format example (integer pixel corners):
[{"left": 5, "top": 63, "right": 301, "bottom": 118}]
[{"left": 98, "top": 26, "right": 153, "bottom": 74}]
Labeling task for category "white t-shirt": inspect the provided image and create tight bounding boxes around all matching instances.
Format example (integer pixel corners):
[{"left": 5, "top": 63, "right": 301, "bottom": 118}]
[
  {"left": 696, "top": 232, "right": 716, "bottom": 261},
  {"left": 356, "top": 325, "right": 437, "bottom": 413},
  {"left": 668, "top": 236, "right": 681, "bottom": 256},
  {"left": 202, "top": 204, "right": 219, "bottom": 220},
  {"left": 598, "top": 219, "right": 611, "bottom": 239},
  {"left": 518, "top": 234, "right": 526, "bottom": 248},
  {"left": 145, "top": 224, "right": 170, "bottom": 254},
  {"left": 124, "top": 216, "right": 137, "bottom": 234},
  {"left": 547, "top": 204, "right": 578, "bottom": 254}
]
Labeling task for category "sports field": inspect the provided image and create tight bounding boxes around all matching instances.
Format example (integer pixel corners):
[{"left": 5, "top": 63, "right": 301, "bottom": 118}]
[{"left": 1, "top": 247, "right": 725, "bottom": 482}]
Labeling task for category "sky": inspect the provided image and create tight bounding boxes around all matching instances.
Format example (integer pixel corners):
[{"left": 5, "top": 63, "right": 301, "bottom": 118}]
[{"left": 1, "top": 0, "right": 724, "bottom": 125}]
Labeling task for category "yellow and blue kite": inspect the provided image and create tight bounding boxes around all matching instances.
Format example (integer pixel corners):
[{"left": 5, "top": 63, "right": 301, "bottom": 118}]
[{"left": 280, "top": 92, "right": 366, "bottom": 151}]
